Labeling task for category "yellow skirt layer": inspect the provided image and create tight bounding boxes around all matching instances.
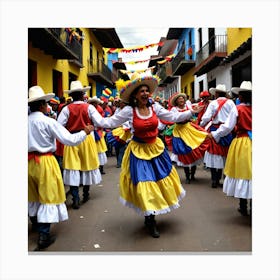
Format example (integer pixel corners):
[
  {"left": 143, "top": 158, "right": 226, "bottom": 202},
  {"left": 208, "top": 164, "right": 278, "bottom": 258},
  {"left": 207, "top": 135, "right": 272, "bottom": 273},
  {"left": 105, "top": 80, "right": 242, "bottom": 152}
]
[
  {"left": 173, "top": 122, "right": 208, "bottom": 150},
  {"left": 28, "top": 155, "right": 66, "bottom": 204},
  {"left": 224, "top": 137, "right": 252, "bottom": 180},
  {"left": 112, "top": 127, "right": 132, "bottom": 142},
  {"left": 129, "top": 137, "right": 165, "bottom": 160},
  {"left": 96, "top": 132, "right": 108, "bottom": 153},
  {"left": 119, "top": 139, "right": 185, "bottom": 215},
  {"left": 63, "top": 134, "right": 99, "bottom": 171}
]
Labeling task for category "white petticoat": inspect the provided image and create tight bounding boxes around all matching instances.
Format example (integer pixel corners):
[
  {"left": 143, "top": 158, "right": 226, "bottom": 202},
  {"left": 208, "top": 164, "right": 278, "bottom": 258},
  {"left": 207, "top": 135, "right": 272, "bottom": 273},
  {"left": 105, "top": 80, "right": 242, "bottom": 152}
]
[
  {"left": 63, "top": 169, "right": 102, "bottom": 186},
  {"left": 98, "top": 152, "right": 108, "bottom": 166},
  {"left": 223, "top": 176, "right": 252, "bottom": 199},
  {"left": 28, "top": 202, "right": 68, "bottom": 223},
  {"left": 203, "top": 151, "right": 226, "bottom": 169}
]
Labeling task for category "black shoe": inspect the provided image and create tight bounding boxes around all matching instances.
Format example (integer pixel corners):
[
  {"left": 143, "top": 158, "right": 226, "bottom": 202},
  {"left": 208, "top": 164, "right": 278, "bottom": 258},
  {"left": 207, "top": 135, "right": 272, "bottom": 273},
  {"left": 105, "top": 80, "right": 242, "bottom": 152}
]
[
  {"left": 186, "top": 178, "right": 191, "bottom": 184},
  {"left": 72, "top": 200, "right": 80, "bottom": 209},
  {"left": 37, "top": 233, "right": 56, "bottom": 250},
  {"left": 211, "top": 182, "right": 217, "bottom": 188},
  {"left": 238, "top": 208, "right": 249, "bottom": 216},
  {"left": 82, "top": 196, "right": 90, "bottom": 203},
  {"left": 144, "top": 216, "right": 160, "bottom": 238}
]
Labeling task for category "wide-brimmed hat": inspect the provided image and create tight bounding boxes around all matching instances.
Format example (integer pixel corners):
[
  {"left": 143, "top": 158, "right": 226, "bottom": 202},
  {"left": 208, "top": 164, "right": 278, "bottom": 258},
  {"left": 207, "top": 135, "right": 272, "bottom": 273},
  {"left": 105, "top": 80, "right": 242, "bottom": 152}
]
[
  {"left": 28, "top": 86, "right": 55, "bottom": 103},
  {"left": 209, "top": 84, "right": 227, "bottom": 95},
  {"left": 88, "top": 96, "right": 103, "bottom": 105},
  {"left": 118, "top": 73, "right": 159, "bottom": 103},
  {"left": 64, "top": 80, "right": 91, "bottom": 95},
  {"left": 231, "top": 81, "right": 252, "bottom": 95},
  {"left": 170, "top": 92, "right": 187, "bottom": 107}
]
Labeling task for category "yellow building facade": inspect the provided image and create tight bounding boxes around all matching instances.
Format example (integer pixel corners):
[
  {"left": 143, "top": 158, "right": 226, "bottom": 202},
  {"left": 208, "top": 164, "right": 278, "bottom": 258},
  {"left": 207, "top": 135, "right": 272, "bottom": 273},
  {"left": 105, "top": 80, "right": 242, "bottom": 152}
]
[
  {"left": 28, "top": 28, "right": 106, "bottom": 98},
  {"left": 227, "top": 28, "right": 252, "bottom": 54}
]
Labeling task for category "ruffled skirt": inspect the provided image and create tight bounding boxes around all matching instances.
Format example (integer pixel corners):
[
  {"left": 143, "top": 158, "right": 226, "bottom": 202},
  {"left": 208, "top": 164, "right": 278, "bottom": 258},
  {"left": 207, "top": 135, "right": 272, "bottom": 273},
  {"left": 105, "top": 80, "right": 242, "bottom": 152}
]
[
  {"left": 106, "top": 127, "right": 132, "bottom": 148},
  {"left": 171, "top": 122, "right": 209, "bottom": 167},
  {"left": 28, "top": 154, "right": 68, "bottom": 223},
  {"left": 63, "top": 134, "right": 101, "bottom": 186},
  {"left": 223, "top": 136, "right": 252, "bottom": 199},
  {"left": 119, "top": 137, "right": 186, "bottom": 216}
]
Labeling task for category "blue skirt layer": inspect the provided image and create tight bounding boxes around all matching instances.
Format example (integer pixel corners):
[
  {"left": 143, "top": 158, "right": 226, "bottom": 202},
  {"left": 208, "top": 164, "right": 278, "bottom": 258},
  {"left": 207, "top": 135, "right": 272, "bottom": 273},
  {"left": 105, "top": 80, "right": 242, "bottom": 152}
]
[
  {"left": 172, "top": 137, "right": 192, "bottom": 154},
  {"left": 130, "top": 148, "right": 172, "bottom": 186},
  {"left": 210, "top": 126, "right": 233, "bottom": 146},
  {"left": 94, "top": 130, "right": 101, "bottom": 141}
]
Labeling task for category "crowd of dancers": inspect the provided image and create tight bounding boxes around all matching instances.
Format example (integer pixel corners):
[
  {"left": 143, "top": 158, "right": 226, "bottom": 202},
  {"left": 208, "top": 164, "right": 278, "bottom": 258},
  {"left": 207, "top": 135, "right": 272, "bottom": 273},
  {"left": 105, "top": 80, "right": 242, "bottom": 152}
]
[{"left": 28, "top": 73, "right": 252, "bottom": 250}]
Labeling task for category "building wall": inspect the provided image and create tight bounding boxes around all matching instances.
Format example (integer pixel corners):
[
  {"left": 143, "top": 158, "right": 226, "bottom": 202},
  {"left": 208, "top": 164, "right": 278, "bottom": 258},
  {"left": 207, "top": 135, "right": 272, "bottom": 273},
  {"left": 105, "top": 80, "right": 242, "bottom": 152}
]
[
  {"left": 227, "top": 28, "right": 252, "bottom": 54},
  {"left": 28, "top": 28, "right": 109, "bottom": 97}
]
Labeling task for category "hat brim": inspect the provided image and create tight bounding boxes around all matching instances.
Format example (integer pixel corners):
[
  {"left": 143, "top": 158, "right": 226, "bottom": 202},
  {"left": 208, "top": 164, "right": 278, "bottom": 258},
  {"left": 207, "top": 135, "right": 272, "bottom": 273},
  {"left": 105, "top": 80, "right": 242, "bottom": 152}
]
[
  {"left": 64, "top": 86, "right": 91, "bottom": 95},
  {"left": 231, "top": 87, "right": 252, "bottom": 95},
  {"left": 170, "top": 93, "right": 187, "bottom": 107},
  {"left": 209, "top": 88, "right": 227, "bottom": 95},
  {"left": 28, "top": 93, "right": 55, "bottom": 103},
  {"left": 120, "top": 78, "right": 158, "bottom": 103}
]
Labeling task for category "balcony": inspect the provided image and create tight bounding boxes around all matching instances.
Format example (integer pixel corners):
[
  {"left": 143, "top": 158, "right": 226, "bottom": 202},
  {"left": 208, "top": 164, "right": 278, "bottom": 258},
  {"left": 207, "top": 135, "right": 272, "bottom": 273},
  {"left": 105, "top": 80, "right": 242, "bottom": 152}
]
[
  {"left": 171, "top": 43, "right": 196, "bottom": 75},
  {"left": 28, "top": 28, "right": 82, "bottom": 60},
  {"left": 194, "top": 35, "right": 227, "bottom": 76},
  {"left": 157, "top": 62, "right": 177, "bottom": 86},
  {"left": 87, "top": 58, "right": 116, "bottom": 88}
]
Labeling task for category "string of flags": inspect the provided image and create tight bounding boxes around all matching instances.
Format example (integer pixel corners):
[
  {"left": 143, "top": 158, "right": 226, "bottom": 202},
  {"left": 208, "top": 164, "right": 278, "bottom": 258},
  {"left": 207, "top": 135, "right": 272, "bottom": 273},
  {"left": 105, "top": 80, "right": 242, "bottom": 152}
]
[
  {"left": 103, "top": 42, "right": 164, "bottom": 54},
  {"left": 112, "top": 53, "right": 176, "bottom": 66},
  {"left": 119, "top": 66, "right": 155, "bottom": 75},
  {"left": 157, "top": 54, "right": 176, "bottom": 64}
]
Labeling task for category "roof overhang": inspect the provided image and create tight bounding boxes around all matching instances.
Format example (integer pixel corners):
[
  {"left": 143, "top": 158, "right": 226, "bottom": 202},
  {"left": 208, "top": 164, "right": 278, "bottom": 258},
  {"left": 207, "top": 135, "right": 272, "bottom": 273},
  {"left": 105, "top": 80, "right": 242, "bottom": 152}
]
[{"left": 91, "top": 28, "right": 123, "bottom": 48}]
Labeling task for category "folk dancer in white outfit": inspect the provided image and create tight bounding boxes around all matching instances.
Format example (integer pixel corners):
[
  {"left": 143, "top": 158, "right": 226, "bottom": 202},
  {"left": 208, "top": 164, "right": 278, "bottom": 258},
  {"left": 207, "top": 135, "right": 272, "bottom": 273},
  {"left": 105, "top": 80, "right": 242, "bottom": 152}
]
[
  {"left": 208, "top": 81, "right": 252, "bottom": 215},
  {"left": 200, "top": 84, "right": 236, "bottom": 188},
  {"left": 28, "top": 86, "right": 93, "bottom": 250},
  {"left": 57, "top": 81, "right": 102, "bottom": 209}
]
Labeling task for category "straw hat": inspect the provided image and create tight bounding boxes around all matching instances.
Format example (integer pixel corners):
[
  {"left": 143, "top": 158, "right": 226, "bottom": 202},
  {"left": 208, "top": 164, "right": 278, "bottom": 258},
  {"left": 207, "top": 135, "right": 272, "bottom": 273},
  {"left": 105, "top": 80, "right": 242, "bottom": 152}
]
[
  {"left": 231, "top": 81, "right": 252, "bottom": 95},
  {"left": 88, "top": 96, "right": 103, "bottom": 104},
  {"left": 169, "top": 92, "right": 187, "bottom": 107},
  {"left": 28, "top": 86, "right": 55, "bottom": 103},
  {"left": 209, "top": 84, "right": 227, "bottom": 95},
  {"left": 118, "top": 73, "right": 159, "bottom": 103},
  {"left": 64, "top": 80, "right": 91, "bottom": 95}
]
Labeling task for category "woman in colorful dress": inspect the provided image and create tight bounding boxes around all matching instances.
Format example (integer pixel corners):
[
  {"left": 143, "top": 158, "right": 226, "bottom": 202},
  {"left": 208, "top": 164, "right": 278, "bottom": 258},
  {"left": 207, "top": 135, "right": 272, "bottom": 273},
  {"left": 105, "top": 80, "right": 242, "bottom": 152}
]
[
  {"left": 96, "top": 73, "right": 202, "bottom": 238},
  {"left": 169, "top": 92, "right": 210, "bottom": 183},
  {"left": 208, "top": 81, "right": 252, "bottom": 216}
]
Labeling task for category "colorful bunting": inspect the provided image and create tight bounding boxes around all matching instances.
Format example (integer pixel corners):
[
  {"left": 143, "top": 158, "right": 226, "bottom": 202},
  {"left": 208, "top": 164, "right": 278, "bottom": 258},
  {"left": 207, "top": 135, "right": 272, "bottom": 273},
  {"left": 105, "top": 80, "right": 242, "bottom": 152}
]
[
  {"left": 157, "top": 54, "right": 176, "bottom": 64},
  {"left": 103, "top": 42, "right": 164, "bottom": 54}
]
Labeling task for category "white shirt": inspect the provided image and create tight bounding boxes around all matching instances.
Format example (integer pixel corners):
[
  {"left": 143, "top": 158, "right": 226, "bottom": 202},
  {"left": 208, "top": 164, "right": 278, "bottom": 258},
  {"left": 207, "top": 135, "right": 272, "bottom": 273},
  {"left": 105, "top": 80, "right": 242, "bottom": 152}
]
[
  {"left": 200, "top": 97, "right": 236, "bottom": 127},
  {"left": 99, "top": 102, "right": 193, "bottom": 134},
  {"left": 28, "top": 111, "right": 87, "bottom": 153}
]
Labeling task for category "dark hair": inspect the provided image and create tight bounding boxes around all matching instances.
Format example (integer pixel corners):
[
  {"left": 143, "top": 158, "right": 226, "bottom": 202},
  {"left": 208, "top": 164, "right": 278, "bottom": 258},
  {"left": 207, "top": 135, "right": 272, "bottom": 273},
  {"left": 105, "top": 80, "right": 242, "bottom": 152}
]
[
  {"left": 29, "top": 100, "right": 46, "bottom": 112},
  {"left": 216, "top": 91, "right": 226, "bottom": 97},
  {"left": 128, "top": 84, "right": 152, "bottom": 108},
  {"left": 239, "top": 91, "right": 252, "bottom": 104},
  {"left": 70, "top": 91, "right": 84, "bottom": 101}
]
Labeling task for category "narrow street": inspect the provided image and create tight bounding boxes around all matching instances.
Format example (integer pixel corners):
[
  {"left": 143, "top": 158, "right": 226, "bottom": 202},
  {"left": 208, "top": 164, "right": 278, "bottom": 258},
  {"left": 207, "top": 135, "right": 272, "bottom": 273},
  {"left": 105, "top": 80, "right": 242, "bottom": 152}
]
[{"left": 28, "top": 154, "right": 251, "bottom": 253}]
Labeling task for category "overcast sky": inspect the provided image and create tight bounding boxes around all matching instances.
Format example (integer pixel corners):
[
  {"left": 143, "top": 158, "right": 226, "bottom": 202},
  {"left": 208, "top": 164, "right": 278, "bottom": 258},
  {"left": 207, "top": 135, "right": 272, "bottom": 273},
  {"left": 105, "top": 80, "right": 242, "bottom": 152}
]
[{"left": 115, "top": 27, "right": 169, "bottom": 71}]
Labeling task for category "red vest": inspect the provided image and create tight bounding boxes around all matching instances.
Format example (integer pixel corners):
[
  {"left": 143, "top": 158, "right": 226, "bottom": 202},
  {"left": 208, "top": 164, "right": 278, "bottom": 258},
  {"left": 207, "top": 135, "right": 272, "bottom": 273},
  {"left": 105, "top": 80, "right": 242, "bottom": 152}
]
[
  {"left": 66, "top": 103, "right": 92, "bottom": 132},
  {"left": 133, "top": 107, "right": 158, "bottom": 143},
  {"left": 236, "top": 105, "right": 252, "bottom": 137}
]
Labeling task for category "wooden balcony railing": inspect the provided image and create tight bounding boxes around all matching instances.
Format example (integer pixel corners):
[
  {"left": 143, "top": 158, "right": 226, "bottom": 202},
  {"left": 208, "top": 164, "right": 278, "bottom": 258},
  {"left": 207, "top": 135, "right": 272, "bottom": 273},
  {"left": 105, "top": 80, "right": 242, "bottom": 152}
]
[{"left": 196, "top": 35, "right": 227, "bottom": 66}]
